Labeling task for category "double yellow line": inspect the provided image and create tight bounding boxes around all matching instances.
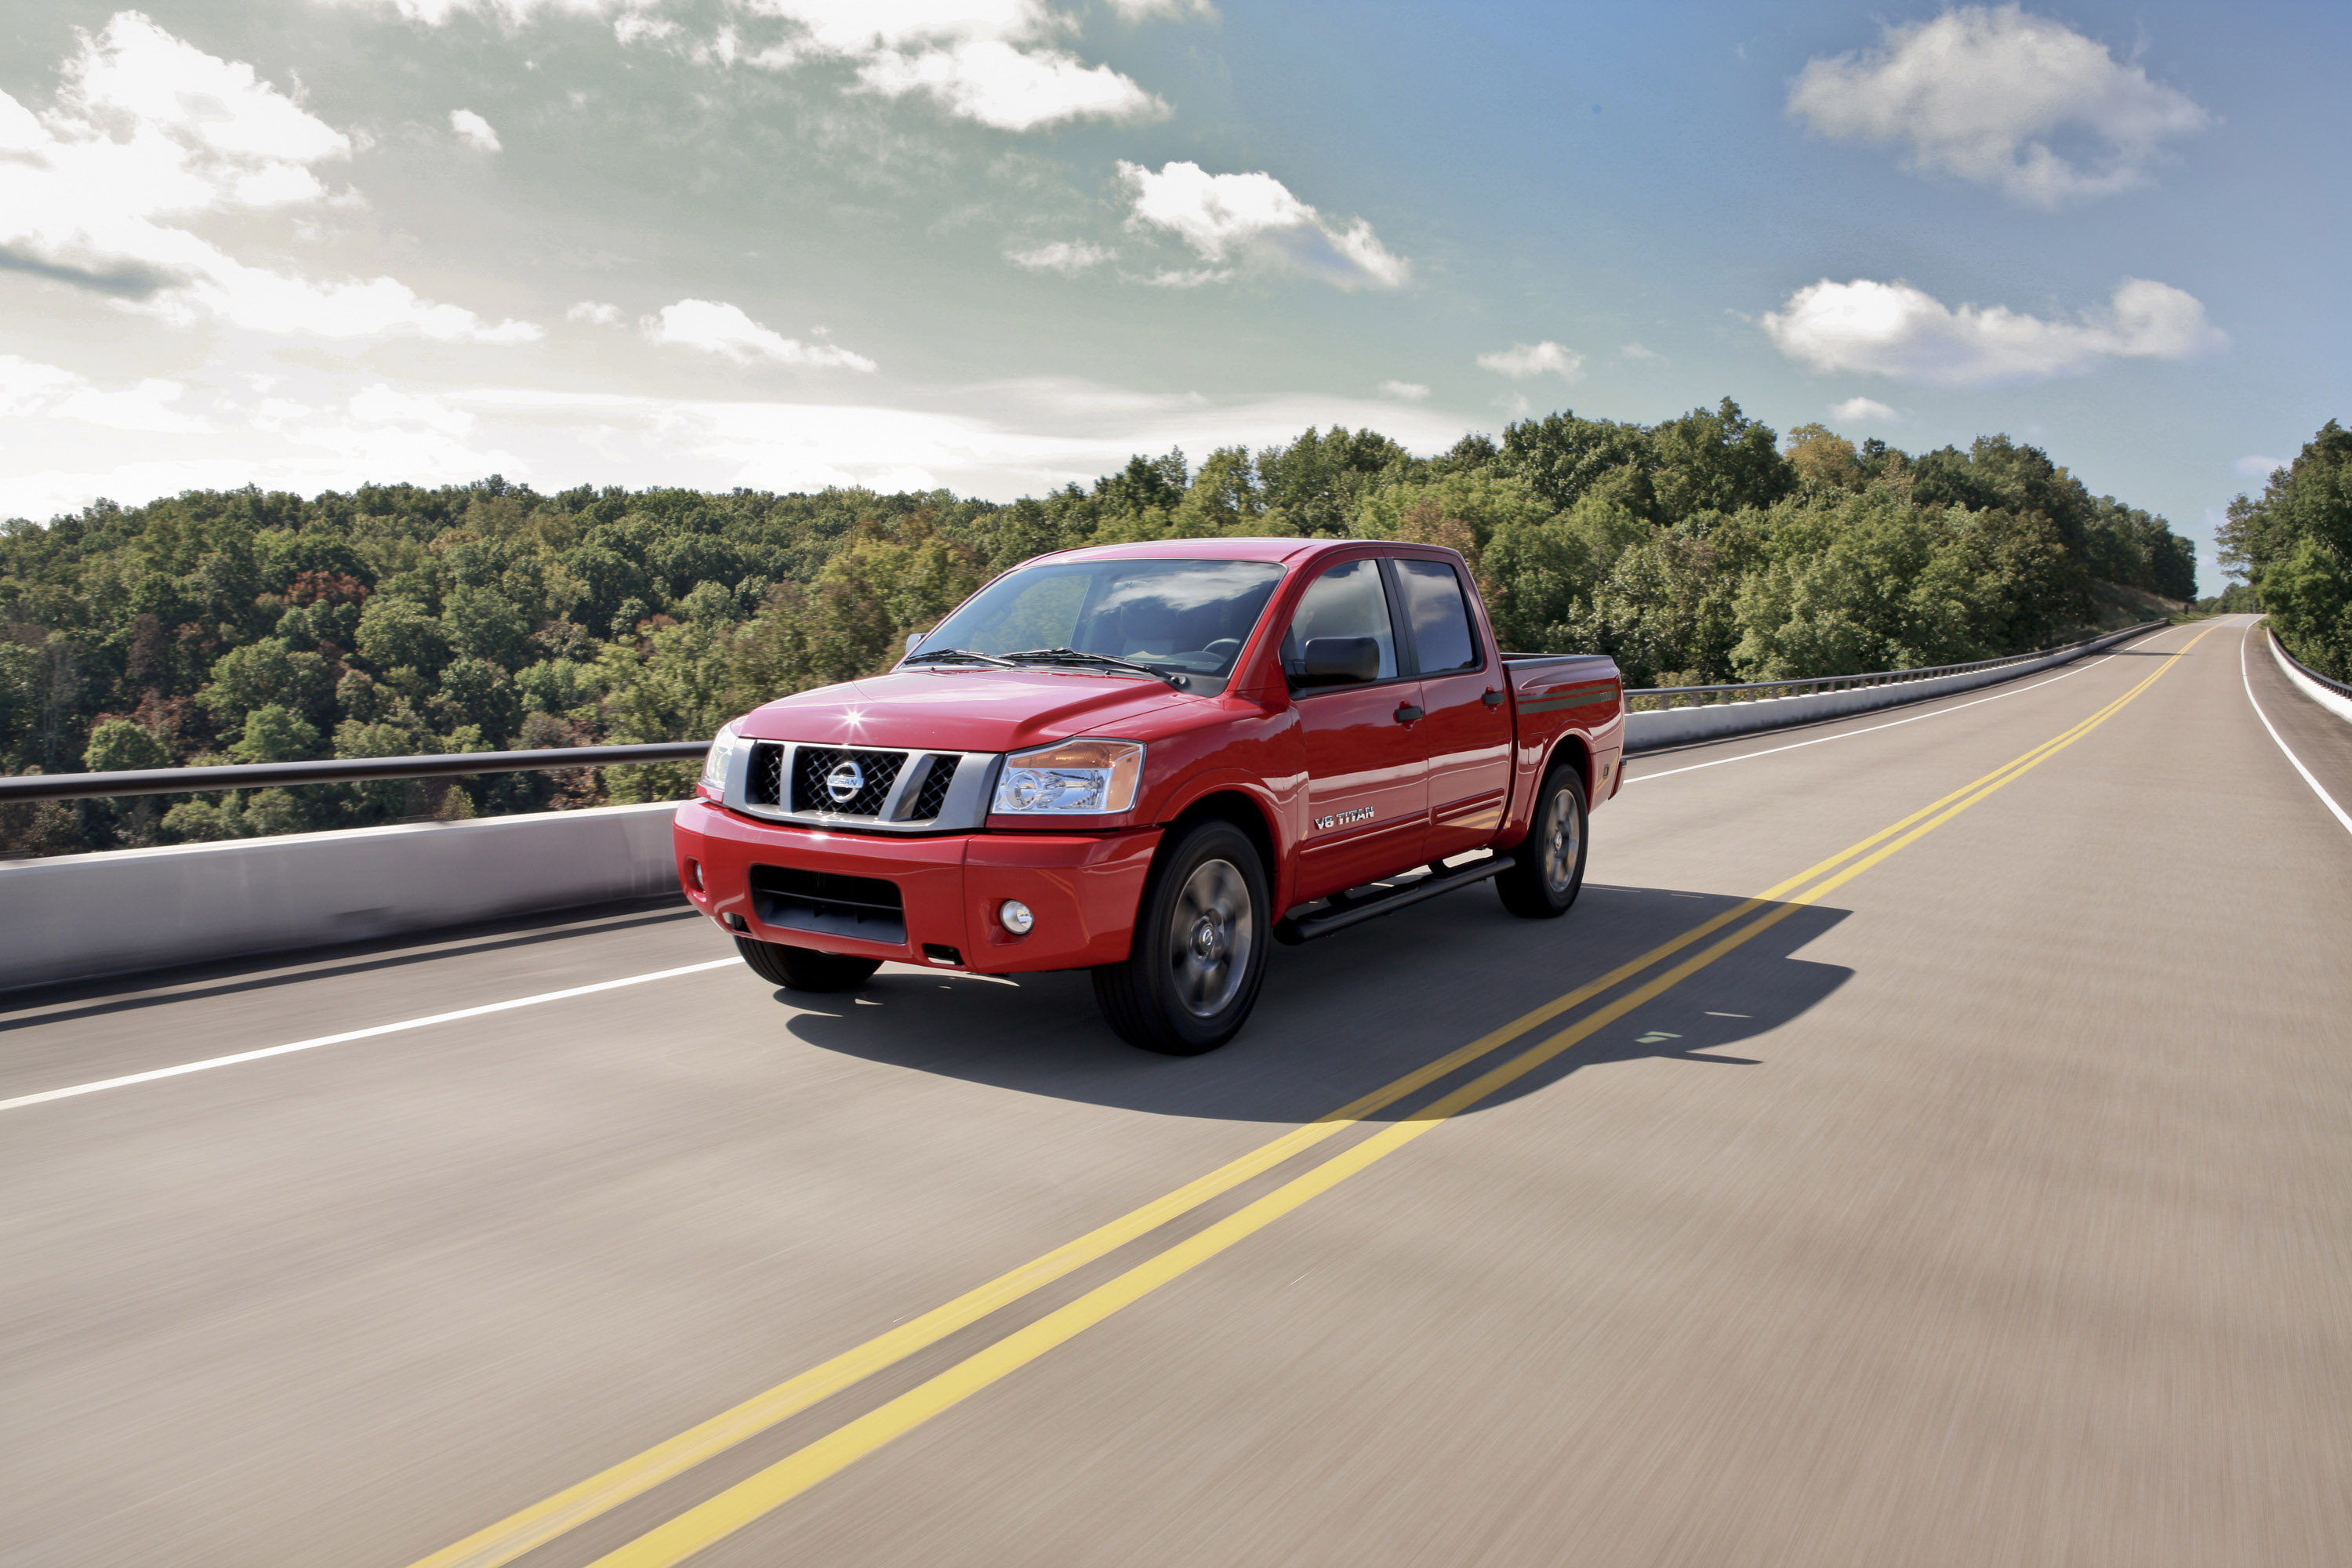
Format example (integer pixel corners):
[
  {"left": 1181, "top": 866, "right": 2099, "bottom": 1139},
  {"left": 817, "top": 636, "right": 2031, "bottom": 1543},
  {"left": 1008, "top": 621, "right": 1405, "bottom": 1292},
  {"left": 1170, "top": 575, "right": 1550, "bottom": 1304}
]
[{"left": 411, "top": 623, "right": 2208, "bottom": 1568}]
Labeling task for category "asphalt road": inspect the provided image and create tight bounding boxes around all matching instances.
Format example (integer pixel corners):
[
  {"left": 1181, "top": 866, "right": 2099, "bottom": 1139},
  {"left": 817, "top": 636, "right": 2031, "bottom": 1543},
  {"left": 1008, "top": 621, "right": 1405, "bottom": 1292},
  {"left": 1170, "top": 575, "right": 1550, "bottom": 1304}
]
[{"left": 4, "top": 615, "right": 2349, "bottom": 1568}]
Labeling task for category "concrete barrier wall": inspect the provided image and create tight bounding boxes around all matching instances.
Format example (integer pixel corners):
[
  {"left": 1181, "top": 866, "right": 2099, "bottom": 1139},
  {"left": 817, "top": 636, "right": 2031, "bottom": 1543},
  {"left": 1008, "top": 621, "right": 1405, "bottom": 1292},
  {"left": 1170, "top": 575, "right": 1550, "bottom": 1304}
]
[
  {"left": 1624, "top": 623, "right": 2158, "bottom": 753},
  {"left": 2268, "top": 628, "right": 2352, "bottom": 726},
  {"left": 0, "top": 800, "right": 682, "bottom": 994}
]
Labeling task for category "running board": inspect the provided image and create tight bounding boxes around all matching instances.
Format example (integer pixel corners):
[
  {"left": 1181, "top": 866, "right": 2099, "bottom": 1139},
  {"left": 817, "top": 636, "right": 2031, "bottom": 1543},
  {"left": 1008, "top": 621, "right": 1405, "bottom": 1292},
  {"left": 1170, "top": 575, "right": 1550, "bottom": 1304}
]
[{"left": 1273, "top": 854, "right": 1517, "bottom": 946}]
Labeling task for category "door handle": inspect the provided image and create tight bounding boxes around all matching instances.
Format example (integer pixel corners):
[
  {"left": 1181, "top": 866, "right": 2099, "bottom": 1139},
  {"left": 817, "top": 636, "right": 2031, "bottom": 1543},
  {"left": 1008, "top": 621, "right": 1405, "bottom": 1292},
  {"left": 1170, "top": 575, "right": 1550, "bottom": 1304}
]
[
  {"left": 1393, "top": 704, "right": 1424, "bottom": 724},
  {"left": 1482, "top": 689, "right": 1505, "bottom": 707}
]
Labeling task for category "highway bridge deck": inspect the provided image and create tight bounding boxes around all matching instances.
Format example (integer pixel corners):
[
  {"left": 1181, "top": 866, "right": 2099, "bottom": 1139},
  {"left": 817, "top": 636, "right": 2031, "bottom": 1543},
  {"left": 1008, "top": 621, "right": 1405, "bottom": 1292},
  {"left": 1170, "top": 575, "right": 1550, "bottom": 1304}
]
[{"left": 5, "top": 616, "right": 2348, "bottom": 1568}]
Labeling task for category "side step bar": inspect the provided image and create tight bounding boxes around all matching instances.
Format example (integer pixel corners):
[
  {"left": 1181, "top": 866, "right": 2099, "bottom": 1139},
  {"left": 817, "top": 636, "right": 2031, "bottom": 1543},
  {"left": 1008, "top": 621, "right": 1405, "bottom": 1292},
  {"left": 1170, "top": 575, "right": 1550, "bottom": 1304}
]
[{"left": 1273, "top": 853, "right": 1517, "bottom": 946}]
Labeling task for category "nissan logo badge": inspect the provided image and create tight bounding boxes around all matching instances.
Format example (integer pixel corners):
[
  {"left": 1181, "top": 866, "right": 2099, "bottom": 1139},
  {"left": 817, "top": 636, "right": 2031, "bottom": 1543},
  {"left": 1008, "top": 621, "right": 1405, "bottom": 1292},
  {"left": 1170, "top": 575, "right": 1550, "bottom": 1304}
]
[{"left": 824, "top": 760, "right": 865, "bottom": 804}]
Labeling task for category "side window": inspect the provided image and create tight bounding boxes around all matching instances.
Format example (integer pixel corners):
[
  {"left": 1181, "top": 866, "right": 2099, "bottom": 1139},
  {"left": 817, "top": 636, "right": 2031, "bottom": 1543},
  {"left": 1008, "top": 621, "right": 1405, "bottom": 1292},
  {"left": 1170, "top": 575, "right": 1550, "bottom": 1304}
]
[
  {"left": 1281, "top": 558, "right": 1399, "bottom": 683},
  {"left": 1396, "top": 559, "right": 1480, "bottom": 673}
]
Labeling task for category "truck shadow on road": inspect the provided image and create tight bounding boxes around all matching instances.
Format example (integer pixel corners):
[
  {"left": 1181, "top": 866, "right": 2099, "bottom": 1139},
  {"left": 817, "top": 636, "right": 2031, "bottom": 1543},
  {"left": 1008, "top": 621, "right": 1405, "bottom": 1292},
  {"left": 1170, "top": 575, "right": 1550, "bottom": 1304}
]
[{"left": 776, "top": 883, "right": 1853, "bottom": 1124}]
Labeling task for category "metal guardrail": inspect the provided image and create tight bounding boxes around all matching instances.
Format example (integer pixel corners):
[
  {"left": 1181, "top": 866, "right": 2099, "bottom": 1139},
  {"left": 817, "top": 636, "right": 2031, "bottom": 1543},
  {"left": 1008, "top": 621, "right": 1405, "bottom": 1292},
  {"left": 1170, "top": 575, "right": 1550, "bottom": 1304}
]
[
  {"left": 0, "top": 741, "right": 710, "bottom": 804},
  {"left": 1623, "top": 620, "right": 2170, "bottom": 710},
  {"left": 1, "top": 619, "right": 2180, "bottom": 804},
  {"left": 2270, "top": 624, "right": 2352, "bottom": 699}
]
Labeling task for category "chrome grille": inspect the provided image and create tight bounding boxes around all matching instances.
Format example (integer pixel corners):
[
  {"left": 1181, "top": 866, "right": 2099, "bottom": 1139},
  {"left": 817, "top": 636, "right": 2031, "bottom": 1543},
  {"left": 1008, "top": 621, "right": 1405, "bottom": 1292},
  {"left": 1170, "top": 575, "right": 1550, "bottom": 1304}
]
[
  {"left": 790, "top": 746, "right": 905, "bottom": 816},
  {"left": 727, "top": 740, "right": 993, "bottom": 832},
  {"left": 910, "top": 757, "right": 958, "bottom": 820},
  {"left": 746, "top": 742, "right": 786, "bottom": 805}
]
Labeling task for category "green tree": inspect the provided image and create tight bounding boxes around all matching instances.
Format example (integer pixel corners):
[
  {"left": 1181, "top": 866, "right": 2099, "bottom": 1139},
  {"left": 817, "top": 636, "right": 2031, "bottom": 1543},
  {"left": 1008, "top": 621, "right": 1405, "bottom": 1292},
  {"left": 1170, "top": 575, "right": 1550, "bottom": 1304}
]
[
  {"left": 2261, "top": 539, "right": 2351, "bottom": 678},
  {"left": 443, "top": 584, "right": 531, "bottom": 669},
  {"left": 1497, "top": 410, "right": 1653, "bottom": 514},
  {"left": 1648, "top": 398, "right": 1795, "bottom": 517},
  {"left": 434, "top": 656, "right": 523, "bottom": 746},
  {"left": 230, "top": 703, "right": 323, "bottom": 764},
  {"left": 84, "top": 717, "right": 171, "bottom": 772},
  {"left": 200, "top": 638, "right": 332, "bottom": 733},
  {"left": 356, "top": 594, "right": 452, "bottom": 677},
  {"left": 2220, "top": 419, "right": 2352, "bottom": 675},
  {"left": 0, "top": 412, "right": 2212, "bottom": 857}
]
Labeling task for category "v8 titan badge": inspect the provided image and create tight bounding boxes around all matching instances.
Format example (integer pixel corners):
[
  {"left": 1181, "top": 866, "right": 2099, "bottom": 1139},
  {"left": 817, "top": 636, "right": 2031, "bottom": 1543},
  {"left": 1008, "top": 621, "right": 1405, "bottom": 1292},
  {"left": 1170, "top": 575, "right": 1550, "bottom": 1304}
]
[{"left": 1314, "top": 807, "right": 1376, "bottom": 831}]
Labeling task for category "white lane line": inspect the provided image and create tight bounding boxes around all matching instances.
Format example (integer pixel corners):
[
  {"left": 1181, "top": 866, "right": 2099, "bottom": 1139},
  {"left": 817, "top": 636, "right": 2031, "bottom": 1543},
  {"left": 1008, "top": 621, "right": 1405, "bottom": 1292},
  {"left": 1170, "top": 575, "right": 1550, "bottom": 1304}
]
[
  {"left": 1628, "top": 626, "right": 2187, "bottom": 783},
  {"left": 2240, "top": 622, "right": 2352, "bottom": 839},
  {"left": 0, "top": 956, "right": 743, "bottom": 1114}
]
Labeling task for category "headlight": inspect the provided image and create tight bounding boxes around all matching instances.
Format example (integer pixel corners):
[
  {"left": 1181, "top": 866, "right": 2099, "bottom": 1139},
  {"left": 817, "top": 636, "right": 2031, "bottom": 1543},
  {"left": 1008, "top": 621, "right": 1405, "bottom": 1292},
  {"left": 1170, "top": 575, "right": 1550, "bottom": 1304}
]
[
  {"left": 992, "top": 739, "right": 1145, "bottom": 815},
  {"left": 700, "top": 722, "right": 745, "bottom": 793}
]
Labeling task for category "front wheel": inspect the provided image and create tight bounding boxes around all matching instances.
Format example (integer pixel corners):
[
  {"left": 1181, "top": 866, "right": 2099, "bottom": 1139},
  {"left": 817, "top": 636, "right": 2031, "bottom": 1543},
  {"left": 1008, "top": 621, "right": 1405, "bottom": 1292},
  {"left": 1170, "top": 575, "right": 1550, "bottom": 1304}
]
[
  {"left": 1092, "top": 820, "right": 1270, "bottom": 1055},
  {"left": 735, "top": 936, "right": 881, "bottom": 993},
  {"left": 1494, "top": 762, "right": 1588, "bottom": 919}
]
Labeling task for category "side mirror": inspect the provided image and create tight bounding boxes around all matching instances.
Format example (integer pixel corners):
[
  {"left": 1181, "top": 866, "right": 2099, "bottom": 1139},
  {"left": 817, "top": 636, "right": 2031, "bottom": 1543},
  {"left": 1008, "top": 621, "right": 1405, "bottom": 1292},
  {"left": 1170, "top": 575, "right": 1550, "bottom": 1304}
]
[
  {"left": 1296, "top": 636, "right": 1381, "bottom": 687},
  {"left": 904, "top": 629, "right": 927, "bottom": 655}
]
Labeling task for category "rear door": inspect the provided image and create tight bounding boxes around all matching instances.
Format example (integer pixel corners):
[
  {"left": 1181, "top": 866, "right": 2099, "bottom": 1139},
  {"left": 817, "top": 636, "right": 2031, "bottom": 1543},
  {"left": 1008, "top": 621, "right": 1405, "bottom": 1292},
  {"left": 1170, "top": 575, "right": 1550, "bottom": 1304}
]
[
  {"left": 1392, "top": 556, "right": 1514, "bottom": 862},
  {"left": 1283, "top": 555, "right": 1429, "bottom": 903}
]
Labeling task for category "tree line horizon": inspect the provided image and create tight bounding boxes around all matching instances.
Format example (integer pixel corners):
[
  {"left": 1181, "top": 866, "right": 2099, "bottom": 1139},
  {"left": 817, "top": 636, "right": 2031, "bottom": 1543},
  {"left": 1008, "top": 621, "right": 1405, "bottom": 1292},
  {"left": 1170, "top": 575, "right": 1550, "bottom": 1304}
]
[{"left": 2, "top": 397, "right": 2237, "bottom": 857}]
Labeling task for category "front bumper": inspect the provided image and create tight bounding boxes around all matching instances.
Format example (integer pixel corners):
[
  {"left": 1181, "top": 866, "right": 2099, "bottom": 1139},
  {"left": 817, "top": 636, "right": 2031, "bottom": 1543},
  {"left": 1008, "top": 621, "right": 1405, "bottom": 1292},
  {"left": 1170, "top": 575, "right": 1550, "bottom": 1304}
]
[{"left": 673, "top": 799, "right": 1162, "bottom": 973}]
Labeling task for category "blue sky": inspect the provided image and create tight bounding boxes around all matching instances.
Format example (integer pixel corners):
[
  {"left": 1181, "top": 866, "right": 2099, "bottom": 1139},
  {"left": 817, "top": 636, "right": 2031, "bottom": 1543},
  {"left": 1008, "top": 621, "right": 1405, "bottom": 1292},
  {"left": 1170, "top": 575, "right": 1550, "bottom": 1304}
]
[{"left": 2, "top": 1, "right": 2345, "bottom": 586}]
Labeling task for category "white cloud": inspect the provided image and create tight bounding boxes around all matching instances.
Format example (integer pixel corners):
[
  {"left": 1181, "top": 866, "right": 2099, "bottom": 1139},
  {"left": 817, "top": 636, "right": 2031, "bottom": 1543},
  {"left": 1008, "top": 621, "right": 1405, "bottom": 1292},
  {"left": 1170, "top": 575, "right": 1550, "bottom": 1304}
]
[
  {"left": 2233, "top": 454, "right": 2282, "bottom": 479},
  {"left": 567, "top": 299, "right": 626, "bottom": 325},
  {"left": 1788, "top": 5, "right": 2209, "bottom": 207},
  {"left": 163, "top": 266, "right": 543, "bottom": 341},
  {"left": 853, "top": 38, "right": 1163, "bottom": 129},
  {"left": 328, "top": 0, "right": 1184, "bottom": 129},
  {"left": 1618, "top": 342, "right": 1662, "bottom": 361},
  {"left": 738, "top": 1, "right": 1169, "bottom": 129},
  {"left": 1005, "top": 239, "right": 1113, "bottom": 274},
  {"left": 448, "top": 108, "right": 502, "bottom": 151},
  {"left": 736, "top": 0, "right": 1047, "bottom": 56},
  {"left": 452, "top": 379, "right": 1483, "bottom": 495},
  {"left": 1118, "top": 161, "right": 1409, "bottom": 290},
  {"left": 0, "top": 376, "right": 525, "bottom": 521},
  {"left": 1828, "top": 396, "right": 1900, "bottom": 424},
  {"left": 1476, "top": 341, "right": 1583, "bottom": 379},
  {"left": 348, "top": 383, "right": 474, "bottom": 435},
  {"left": 1378, "top": 380, "right": 1429, "bottom": 401},
  {"left": 2, "top": 373, "right": 1481, "bottom": 523},
  {"left": 642, "top": 298, "right": 877, "bottom": 369},
  {"left": 1762, "top": 276, "right": 2226, "bottom": 387},
  {"left": 1105, "top": 0, "right": 1215, "bottom": 17},
  {"left": 315, "top": 0, "right": 612, "bottom": 23},
  {"left": 65, "top": 13, "right": 352, "bottom": 167},
  {"left": 1138, "top": 265, "right": 1232, "bottom": 289},
  {"left": 0, "top": 13, "right": 538, "bottom": 343},
  {"left": 0, "top": 354, "right": 210, "bottom": 433}
]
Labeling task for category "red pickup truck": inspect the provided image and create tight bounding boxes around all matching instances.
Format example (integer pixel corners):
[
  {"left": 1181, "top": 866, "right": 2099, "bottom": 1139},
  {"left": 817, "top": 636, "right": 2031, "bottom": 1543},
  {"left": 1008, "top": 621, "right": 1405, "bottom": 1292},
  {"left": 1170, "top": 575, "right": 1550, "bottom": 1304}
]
[{"left": 674, "top": 536, "right": 1625, "bottom": 1053}]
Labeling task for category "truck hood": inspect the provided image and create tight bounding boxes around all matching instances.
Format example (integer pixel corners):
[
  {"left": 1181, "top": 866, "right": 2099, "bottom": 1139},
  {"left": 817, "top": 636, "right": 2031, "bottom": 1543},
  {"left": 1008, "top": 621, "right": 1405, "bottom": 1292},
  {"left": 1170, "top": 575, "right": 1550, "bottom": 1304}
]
[{"left": 736, "top": 668, "right": 1196, "bottom": 753}]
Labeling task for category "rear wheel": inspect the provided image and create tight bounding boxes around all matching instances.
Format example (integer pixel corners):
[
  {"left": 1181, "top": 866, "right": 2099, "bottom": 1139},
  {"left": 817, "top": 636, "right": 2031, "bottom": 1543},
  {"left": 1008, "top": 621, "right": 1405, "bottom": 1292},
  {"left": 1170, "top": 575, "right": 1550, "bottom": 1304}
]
[
  {"left": 735, "top": 936, "right": 881, "bottom": 993},
  {"left": 1494, "top": 762, "right": 1588, "bottom": 919},
  {"left": 1093, "top": 819, "right": 1269, "bottom": 1055}
]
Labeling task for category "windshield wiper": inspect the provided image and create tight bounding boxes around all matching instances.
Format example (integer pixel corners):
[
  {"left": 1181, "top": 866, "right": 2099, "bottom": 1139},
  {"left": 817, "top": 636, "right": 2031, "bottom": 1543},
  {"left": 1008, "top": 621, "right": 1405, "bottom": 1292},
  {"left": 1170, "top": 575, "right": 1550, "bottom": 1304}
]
[
  {"left": 1000, "top": 648, "right": 1188, "bottom": 687},
  {"left": 900, "top": 647, "right": 1015, "bottom": 668}
]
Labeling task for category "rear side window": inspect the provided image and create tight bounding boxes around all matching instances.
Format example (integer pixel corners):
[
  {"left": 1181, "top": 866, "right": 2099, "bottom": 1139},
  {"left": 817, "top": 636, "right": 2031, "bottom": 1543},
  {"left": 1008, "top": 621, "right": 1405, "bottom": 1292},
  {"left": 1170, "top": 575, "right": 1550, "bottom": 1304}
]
[
  {"left": 1396, "top": 559, "right": 1480, "bottom": 673},
  {"left": 1281, "top": 558, "right": 1399, "bottom": 681}
]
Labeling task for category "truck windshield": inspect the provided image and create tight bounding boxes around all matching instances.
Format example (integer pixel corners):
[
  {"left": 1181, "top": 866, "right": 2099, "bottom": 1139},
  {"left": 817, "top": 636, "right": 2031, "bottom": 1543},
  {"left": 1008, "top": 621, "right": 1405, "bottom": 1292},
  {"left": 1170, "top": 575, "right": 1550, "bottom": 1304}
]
[{"left": 909, "top": 557, "right": 1286, "bottom": 692}]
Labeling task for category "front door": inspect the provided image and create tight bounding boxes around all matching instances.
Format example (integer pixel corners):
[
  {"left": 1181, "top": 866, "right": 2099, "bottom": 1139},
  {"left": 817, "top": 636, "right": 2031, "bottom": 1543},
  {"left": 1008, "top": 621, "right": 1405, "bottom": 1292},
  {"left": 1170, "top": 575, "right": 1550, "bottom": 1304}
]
[
  {"left": 1393, "top": 557, "right": 1514, "bottom": 860},
  {"left": 1284, "top": 557, "right": 1428, "bottom": 903}
]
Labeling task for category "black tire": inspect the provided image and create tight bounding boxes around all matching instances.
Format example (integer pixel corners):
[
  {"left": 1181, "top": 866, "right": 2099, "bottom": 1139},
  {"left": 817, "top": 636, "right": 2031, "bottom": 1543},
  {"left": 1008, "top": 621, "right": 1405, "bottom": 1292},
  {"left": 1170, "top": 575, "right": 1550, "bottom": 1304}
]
[
  {"left": 1495, "top": 762, "right": 1588, "bottom": 919},
  {"left": 735, "top": 936, "right": 881, "bottom": 993},
  {"left": 1092, "top": 819, "right": 1270, "bottom": 1055}
]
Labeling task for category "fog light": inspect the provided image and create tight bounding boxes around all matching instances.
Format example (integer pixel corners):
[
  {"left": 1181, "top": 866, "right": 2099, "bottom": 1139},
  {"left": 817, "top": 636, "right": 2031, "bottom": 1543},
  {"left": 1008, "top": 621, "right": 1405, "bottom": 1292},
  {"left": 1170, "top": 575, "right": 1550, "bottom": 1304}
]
[{"left": 998, "top": 898, "right": 1034, "bottom": 935}]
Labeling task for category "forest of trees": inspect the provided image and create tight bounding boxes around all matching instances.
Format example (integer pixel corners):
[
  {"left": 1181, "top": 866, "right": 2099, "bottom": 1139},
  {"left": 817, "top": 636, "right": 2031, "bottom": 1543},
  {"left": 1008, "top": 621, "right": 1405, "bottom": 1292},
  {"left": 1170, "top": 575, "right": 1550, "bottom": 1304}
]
[
  {"left": 1, "top": 398, "right": 2198, "bottom": 857},
  {"left": 2218, "top": 420, "right": 2352, "bottom": 681}
]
